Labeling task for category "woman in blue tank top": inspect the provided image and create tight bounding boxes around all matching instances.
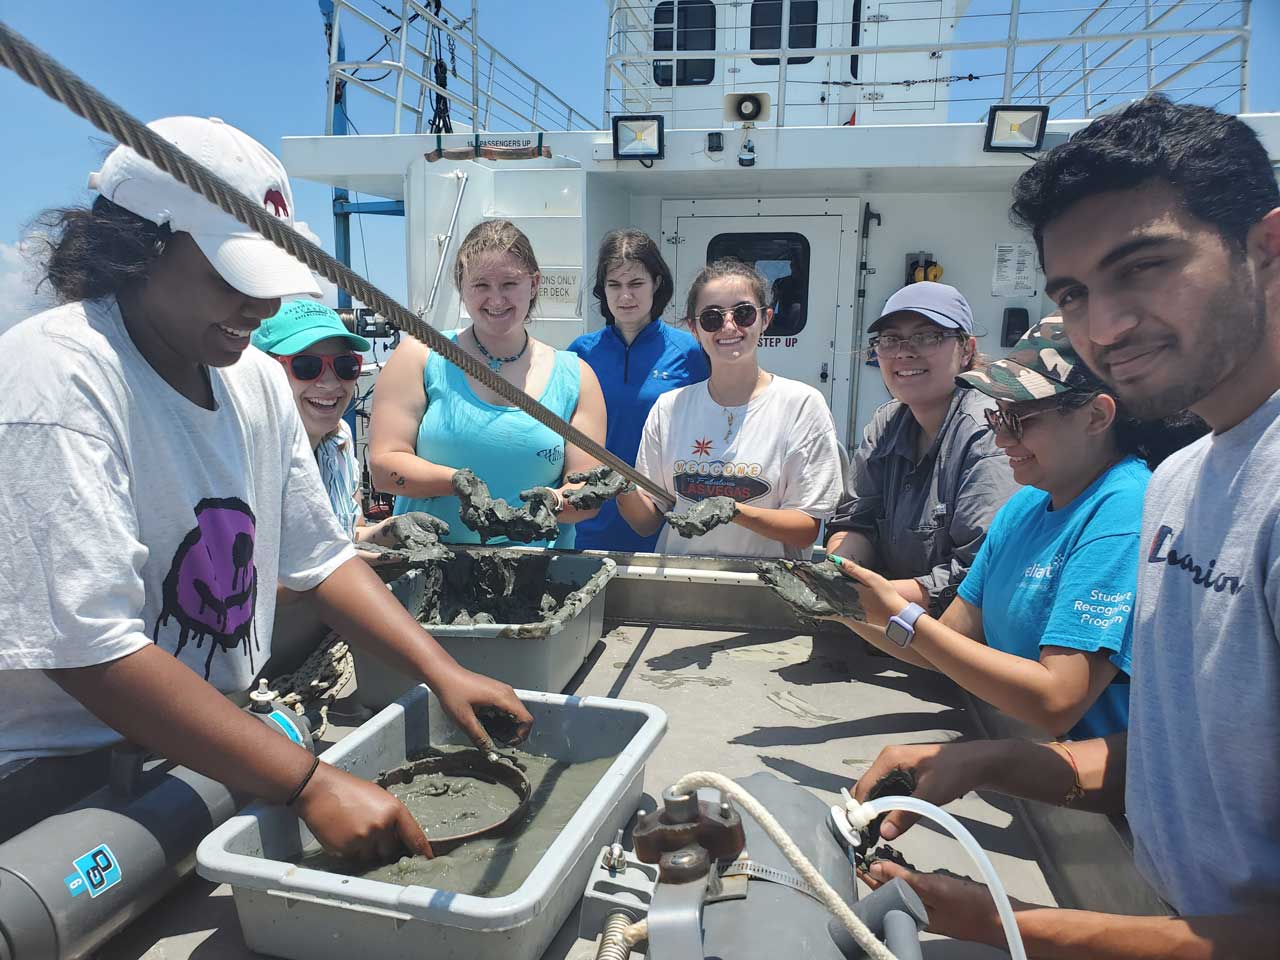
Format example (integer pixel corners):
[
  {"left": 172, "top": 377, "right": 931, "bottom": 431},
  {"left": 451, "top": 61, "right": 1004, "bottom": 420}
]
[{"left": 369, "top": 220, "right": 607, "bottom": 548}]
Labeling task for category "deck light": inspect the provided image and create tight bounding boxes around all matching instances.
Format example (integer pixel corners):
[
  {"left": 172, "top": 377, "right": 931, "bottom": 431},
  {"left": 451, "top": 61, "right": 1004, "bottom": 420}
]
[
  {"left": 612, "top": 114, "right": 665, "bottom": 161},
  {"left": 983, "top": 105, "right": 1050, "bottom": 153}
]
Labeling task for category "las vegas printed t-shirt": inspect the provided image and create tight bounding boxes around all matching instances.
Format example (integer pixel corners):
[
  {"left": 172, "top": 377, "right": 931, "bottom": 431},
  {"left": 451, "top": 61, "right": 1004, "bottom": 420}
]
[
  {"left": 634, "top": 376, "right": 843, "bottom": 559},
  {"left": 0, "top": 298, "right": 355, "bottom": 765}
]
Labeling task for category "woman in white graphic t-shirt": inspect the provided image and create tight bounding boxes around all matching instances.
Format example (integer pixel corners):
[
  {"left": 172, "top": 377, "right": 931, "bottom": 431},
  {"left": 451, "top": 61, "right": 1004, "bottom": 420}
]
[{"left": 618, "top": 259, "right": 843, "bottom": 559}]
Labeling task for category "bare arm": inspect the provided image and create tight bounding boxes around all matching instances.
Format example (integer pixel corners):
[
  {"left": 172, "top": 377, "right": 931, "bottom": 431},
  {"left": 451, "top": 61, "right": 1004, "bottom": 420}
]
[
  {"left": 733, "top": 505, "right": 822, "bottom": 550},
  {"left": 48, "top": 644, "right": 433, "bottom": 860},
  {"left": 826, "top": 528, "right": 879, "bottom": 566},
  {"left": 1013, "top": 908, "right": 1278, "bottom": 960},
  {"left": 368, "top": 337, "right": 456, "bottom": 499},
  {"left": 550, "top": 359, "right": 608, "bottom": 526},
  {"left": 311, "top": 556, "right": 532, "bottom": 745}
]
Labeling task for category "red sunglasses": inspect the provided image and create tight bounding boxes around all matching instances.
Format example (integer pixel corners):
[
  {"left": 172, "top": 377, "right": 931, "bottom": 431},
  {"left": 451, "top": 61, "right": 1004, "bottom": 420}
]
[{"left": 276, "top": 352, "right": 363, "bottom": 382}]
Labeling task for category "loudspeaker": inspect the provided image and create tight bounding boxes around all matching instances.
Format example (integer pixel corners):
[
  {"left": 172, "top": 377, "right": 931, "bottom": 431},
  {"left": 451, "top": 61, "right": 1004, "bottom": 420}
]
[{"left": 723, "top": 92, "right": 772, "bottom": 124}]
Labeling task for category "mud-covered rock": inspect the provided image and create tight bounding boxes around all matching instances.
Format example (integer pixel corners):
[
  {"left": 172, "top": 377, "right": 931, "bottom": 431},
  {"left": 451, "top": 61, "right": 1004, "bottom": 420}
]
[
  {"left": 665, "top": 495, "right": 739, "bottom": 538},
  {"left": 562, "top": 466, "right": 635, "bottom": 511},
  {"left": 756, "top": 559, "right": 867, "bottom": 622},
  {"left": 452, "top": 469, "right": 560, "bottom": 544}
]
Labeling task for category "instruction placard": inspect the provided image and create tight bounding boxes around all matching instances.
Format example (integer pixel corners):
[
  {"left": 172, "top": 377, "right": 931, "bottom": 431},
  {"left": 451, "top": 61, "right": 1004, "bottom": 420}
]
[
  {"left": 992, "top": 242, "right": 1037, "bottom": 298},
  {"left": 539, "top": 268, "right": 581, "bottom": 311}
]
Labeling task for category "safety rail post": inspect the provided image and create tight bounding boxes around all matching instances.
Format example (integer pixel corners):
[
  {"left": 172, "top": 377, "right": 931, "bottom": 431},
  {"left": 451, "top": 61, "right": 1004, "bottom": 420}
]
[
  {"left": 1002, "top": 0, "right": 1021, "bottom": 101},
  {"left": 776, "top": 0, "right": 793, "bottom": 128},
  {"left": 470, "top": 0, "right": 480, "bottom": 128}
]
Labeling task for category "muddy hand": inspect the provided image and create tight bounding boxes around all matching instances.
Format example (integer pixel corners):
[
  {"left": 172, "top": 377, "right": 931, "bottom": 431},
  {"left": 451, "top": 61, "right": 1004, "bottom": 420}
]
[
  {"left": 518, "top": 486, "right": 561, "bottom": 517},
  {"left": 436, "top": 666, "right": 534, "bottom": 750},
  {"left": 563, "top": 467, "right": 634, "bottom": 511},
  {"left": 665, "top": 496, "right": 739, "bottom": 538},
  {"left": 294, "top": 762, "right": 434, "bottom": 862},
  {"left": 828, "top": 555, "right": 903, "bottom": 627}
]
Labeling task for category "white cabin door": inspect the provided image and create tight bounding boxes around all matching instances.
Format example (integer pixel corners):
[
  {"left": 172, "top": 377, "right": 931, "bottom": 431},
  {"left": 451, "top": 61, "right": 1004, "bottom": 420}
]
[{"left": 671, "top": 213, "right": 845, "bottom": 405}]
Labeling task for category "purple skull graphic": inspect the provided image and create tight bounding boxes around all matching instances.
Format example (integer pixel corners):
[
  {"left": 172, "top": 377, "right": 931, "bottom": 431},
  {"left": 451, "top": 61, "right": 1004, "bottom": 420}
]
[{"left": 154, "top": 497, "right": 259, "bottom": 679}]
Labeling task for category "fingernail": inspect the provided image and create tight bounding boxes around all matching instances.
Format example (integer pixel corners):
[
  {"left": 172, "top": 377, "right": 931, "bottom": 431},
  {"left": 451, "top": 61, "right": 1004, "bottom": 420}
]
[
  {"left": 881, "top": 824, "right": 898, "bottom": 840},
  {"left": 868, "top": 862, "right": 885, "bottom": 879}
]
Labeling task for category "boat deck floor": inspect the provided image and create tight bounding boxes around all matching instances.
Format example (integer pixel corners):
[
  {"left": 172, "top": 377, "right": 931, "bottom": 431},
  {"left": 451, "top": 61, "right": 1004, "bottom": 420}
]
[{"left": 102, "top": 622, "right": 1055, "bottom": 959}]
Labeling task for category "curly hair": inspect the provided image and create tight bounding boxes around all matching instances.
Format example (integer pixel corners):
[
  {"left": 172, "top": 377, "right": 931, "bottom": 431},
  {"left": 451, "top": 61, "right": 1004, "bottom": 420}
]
[
  {"left": 682, "top": 258, "right": 772, "bottom": 326},
  {"left": 591, "top": 229, "right": 674, "bottom": 324},
  {"left": 30, "top": 196, "right": 171, "bottom": 303},
  {"left": 1011, "top": 95, "right": 1278, "bottom": 265}
]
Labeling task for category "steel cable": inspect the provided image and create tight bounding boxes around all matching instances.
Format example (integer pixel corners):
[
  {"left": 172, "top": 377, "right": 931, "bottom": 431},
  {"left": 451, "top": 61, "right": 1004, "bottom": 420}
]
[{"left": 0, "top": 19, "right": 675, "bottom": 508}]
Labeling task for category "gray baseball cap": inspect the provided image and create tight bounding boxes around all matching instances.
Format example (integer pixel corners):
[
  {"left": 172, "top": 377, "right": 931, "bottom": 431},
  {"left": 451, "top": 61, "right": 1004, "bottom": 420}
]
[{"left": 870, "top": 281, "right": 974, "bottom": 335}]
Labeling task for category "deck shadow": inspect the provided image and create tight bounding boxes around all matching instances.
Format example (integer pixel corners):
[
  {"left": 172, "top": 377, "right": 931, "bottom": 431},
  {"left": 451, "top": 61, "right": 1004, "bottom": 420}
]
[
  {"left": 730, "top": 710, "right": 967, "bottom": 748},
  {"left": 642, "top": 629, "right": 798, "bottom": 672}
]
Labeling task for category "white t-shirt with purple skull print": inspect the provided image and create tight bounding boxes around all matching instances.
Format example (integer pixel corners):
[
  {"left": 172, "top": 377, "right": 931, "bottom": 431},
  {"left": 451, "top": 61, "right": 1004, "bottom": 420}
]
[{"left": 0, "top": 298, "right": 355, "bottom": 765}]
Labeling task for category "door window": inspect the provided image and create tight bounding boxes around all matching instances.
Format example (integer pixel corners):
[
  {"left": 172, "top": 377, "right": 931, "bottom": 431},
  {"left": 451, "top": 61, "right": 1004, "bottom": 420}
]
[
  {"left": 706, "top": 232, "right": 811, "bottom": 337},
  {"left": 654, "top": 0, "right": 716, "bottom": 87},
  {"left": 750, "top": 1, "right": 818, "bottom": 66}
]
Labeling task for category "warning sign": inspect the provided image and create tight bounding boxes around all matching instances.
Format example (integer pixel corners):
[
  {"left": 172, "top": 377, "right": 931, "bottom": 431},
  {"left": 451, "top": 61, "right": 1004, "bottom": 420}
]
[
  {"left": 992, "top": 242, "right": 1037, "bottom": 298},
  {"left": 539, "top": 268, "right": 581, "bottom": 311}
]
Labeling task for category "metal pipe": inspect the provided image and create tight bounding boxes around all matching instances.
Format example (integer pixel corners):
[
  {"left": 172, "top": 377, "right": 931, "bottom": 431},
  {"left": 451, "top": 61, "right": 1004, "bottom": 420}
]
[
  {"left": 777, "top": 0, "right": 793, "bottom": 127},
  {"left": 606, "top": 24, "right": 1246, "bottom": 65},
  {"left": 1144, "top": 0, "right": 1154, "bottom": 93},
  {"left": 470, "top": 0, "right": 480, "bottom": 128},
  {"left": 425, "top": 171, "right": 469, "bottom": 316},
  {"left": 1150, "top": 35, "right": 1245, "bottom": 96},
  {"left": 393, "top": 0, "right": 411, "bottom": 134},
  {"left": 1082, "top": 40, "right": 1090, "bottom": 116},
  {"left": 1241, "top": 0, "right": 1252, "bottom": 113},
  {"left": 1002, "top": 0, "right": 1021, "bottom": 101}
]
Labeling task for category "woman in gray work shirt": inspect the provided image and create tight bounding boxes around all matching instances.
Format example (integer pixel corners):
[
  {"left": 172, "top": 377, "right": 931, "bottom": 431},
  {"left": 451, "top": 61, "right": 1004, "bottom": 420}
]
[{"left": 826, "top": 282, "right": 1018, "bottom": 616}]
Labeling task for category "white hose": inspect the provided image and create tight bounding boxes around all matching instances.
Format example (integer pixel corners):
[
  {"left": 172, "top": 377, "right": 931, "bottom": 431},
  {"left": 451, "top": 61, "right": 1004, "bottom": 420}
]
[
  {"left": 841, "top": 791, "right": 1028, "bottom": 960},
  {"left": 673, "top": 771, "right": 899, "bottom": 960}
]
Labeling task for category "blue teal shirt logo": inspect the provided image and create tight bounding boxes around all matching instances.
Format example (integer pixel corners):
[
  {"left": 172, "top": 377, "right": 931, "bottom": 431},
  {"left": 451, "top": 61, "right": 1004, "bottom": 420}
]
[{"left": 65, "top": 843, "right": 122, "bottom": 898}]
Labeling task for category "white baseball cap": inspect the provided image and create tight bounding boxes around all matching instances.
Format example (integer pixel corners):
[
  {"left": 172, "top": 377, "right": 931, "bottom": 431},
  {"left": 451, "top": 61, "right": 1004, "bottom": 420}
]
[{"left": 88, "top": 116, "right": 321, "bottom": 300}]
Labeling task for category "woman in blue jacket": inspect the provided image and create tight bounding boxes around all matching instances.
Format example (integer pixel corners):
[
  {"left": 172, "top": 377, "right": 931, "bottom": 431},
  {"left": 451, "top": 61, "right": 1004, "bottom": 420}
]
[{"left": 568, "top": 230, "right": 709, "bottom": 551}]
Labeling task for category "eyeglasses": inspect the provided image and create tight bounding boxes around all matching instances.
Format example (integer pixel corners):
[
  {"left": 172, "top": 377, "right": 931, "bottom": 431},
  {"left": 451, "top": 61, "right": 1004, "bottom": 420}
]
[
  {"left": 696, "top": 302, "right": 760, "bottom": 333},
  {"left": 866, "top": 331, "right": 963, "bottom": 360},
  {"left": 276, "top": 352, "right": 363, "bottom": 382}
]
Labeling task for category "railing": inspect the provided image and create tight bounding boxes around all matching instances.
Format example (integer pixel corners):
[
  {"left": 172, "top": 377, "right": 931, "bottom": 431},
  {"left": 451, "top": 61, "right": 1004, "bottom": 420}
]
[
  {"left": 604, "top": 0, "right": 1252, "bottom": 126},
  {"left": 321, "top": 0, "right": 599, "bottom": 136}
]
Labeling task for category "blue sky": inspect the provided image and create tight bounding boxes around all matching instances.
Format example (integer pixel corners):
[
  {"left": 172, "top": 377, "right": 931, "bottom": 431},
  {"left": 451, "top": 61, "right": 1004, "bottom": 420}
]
[{"left": 2, "top": 1, "right": 1276, "bottom": 327}]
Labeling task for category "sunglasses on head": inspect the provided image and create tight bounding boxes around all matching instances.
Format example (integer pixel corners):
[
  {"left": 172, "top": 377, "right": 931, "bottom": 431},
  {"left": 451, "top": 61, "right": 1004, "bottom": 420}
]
[
  {"left": 276, "top": 352, "right": 363, "bottom": 382},
  {"left": 695, "top": 302, "right": 760, "bottom": 333}
]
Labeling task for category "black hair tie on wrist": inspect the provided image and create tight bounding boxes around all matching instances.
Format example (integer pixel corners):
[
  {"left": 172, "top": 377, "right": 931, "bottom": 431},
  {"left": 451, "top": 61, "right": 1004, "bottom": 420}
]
[{"left": 286, "top": 755, "right": 321, "bottom": 807}]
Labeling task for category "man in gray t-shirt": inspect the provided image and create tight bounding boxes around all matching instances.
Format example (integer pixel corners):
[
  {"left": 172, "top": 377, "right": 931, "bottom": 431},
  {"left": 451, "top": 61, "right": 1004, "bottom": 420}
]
[{"left": 845, "top": 96, "right": 1280, "bottom": 956}]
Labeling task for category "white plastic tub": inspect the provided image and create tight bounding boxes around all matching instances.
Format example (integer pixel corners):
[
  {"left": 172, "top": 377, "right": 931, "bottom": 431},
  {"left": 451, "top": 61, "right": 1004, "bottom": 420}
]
[
  {"left": 354, "top": 550, "right": 616, "bottom": 708},
  {"left": 196, "top": 687, "right": 666, "bottom": 960}
]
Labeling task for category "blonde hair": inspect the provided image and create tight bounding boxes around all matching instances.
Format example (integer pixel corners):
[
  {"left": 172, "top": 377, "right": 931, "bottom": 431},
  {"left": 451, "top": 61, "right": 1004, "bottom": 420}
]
[
  {"left": 682, "top": 258, "right": 771, "bottom": 327},
  {"left": 453, "top": 219, "right": 541, "bottom": 314}
]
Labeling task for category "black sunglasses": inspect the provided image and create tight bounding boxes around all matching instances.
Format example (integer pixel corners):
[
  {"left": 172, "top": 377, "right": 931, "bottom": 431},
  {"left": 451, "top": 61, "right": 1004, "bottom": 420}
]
[
  {"left": 696, "top": 302, "right": 760, "bottom": 333},
  {"left": 277, "top": 353, "right": 363, "bottom": 382}
]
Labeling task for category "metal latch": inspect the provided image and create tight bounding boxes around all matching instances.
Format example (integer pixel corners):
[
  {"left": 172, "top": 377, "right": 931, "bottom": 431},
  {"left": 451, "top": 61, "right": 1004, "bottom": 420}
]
[
  {"left": 866, "top": 13, "right": 890, "bottom": 23},
  {"left": 665, "top": 234, "right": 686, "bottom": 245},
  {"left": 820, "top": 362, "right": 829, "bottom": 383}
]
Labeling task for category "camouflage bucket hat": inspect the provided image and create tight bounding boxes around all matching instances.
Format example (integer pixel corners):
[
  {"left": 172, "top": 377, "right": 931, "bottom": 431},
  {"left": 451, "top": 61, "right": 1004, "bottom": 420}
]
[{"left": 957, "top": 316, "right": 1083, "bottom": 402}]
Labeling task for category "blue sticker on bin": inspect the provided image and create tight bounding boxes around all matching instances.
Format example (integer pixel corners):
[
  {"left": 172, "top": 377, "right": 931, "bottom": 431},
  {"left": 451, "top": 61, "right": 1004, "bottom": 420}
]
[
  {"left": 64, "top": 843, "right": 122, "bottom": 898},
  {"left": 266, "top": 709, "right": 305, "bottom": 745}
]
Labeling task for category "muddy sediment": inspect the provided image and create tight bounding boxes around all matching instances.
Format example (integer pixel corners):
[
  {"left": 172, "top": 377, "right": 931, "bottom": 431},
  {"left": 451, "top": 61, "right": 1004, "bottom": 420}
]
[
  {"left": 300, "top": 745, "right": 617, "bottom": 897},
  {"left": 361, "top": 512, "right": 453, "bottom": 579},
  {"left": 452, "top": 469, "right": 560, "bottom": 544},
  {"left": 756, "top": 560, "right": 867, "bottom": 622},
  {"left": 412, "top": 551, "right": 578, "bottom": 627},
  {"left": 665, "top": 496, "right": 739, "bottom": 538},
  {"left": 563, "top": 466, "right": 633, "bottom": 512}
]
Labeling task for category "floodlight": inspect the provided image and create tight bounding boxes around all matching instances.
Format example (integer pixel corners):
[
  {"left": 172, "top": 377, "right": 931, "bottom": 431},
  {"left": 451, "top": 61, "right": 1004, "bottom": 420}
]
[
  {"left": 612, "top": 114, "right": 665, "bottom": 161},
  {"left": 983, "top": 105, "right": 1050, "bottom": 153}
]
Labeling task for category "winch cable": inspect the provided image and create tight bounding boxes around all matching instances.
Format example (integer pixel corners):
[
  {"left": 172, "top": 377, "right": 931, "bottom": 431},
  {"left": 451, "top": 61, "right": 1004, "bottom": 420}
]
[{"left": 0, "top": 20, "right": 676, "bottom": 509}]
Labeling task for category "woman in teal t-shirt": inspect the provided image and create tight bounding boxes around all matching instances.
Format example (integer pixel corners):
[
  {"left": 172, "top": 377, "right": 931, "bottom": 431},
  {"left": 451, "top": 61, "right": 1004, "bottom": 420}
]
[
  {"left": 369, "top": 220, "right": 607, "bottom": 548},
  {"left": 831, "top": 317, "right": 1205, "bottom": 739}
]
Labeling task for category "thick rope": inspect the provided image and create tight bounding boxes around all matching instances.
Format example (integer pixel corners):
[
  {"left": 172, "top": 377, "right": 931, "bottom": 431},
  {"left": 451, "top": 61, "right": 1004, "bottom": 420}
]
[
  {"left": 0, "top": 21, "right": 674, "bottom": 508},
  {"left": 267, "top": 631, "right": 354, "bottom": 741},
  {"left": 672, "top": 771, "right": 900, "bottom": 960}
]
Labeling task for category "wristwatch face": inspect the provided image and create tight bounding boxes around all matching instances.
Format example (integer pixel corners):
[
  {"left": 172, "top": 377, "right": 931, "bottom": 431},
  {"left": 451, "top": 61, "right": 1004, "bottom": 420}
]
[{"left": 885, "top": 619, "right": 911, "bottom": 648}]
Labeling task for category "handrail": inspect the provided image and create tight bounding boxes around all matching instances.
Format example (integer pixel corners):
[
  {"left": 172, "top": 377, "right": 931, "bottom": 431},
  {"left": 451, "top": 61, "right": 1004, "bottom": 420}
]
[{"left": 425, "top": 170, "right": 469, "bottom": 316}]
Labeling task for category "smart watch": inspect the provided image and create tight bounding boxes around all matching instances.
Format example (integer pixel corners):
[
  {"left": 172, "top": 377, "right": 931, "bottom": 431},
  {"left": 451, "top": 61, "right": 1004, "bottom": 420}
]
[{"left": 885, "top": 603, "right": 927, "bottom": 649}]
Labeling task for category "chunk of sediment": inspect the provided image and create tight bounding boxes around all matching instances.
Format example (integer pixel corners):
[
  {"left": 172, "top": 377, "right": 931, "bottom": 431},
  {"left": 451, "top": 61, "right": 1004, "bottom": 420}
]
[
  {"left": 756, "top": 559, "right": 867, "bottom": 622},
  {"left": 665, "top": 495, "right": 739, "bottom": 538},
  {"left": 452, "top": 469, "right": 560, "bottom": 544},
  {"left": 562, "top": 466, "right": 634, "bottom": 512}
]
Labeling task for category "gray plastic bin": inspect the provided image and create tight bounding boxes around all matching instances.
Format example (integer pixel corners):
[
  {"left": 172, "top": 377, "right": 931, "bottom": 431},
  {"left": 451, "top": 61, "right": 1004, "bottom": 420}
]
[
  {"left": 354, "top": 550, "right": 617, "bottom": 709},
  {"left": 196, "top": 687, "right": 666, "bottom": 960}
]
